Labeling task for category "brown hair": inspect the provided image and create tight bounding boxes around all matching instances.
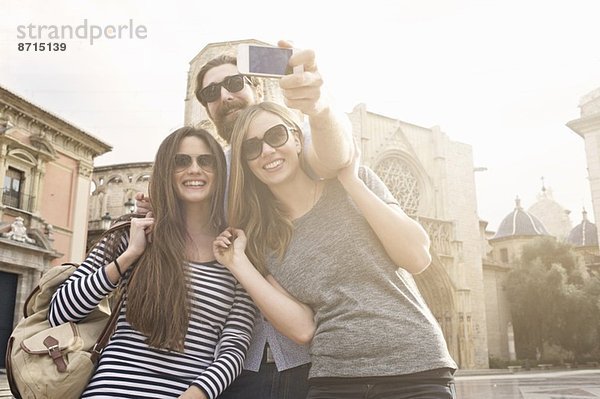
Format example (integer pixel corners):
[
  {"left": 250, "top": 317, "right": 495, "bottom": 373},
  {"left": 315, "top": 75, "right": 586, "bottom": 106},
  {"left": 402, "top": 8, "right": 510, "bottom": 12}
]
[
  {"left": 227, "top": 102, "right": 305, "bottom": 274},
  {"left": 126, "top": 127, "right": 226, "bottom": 351}
]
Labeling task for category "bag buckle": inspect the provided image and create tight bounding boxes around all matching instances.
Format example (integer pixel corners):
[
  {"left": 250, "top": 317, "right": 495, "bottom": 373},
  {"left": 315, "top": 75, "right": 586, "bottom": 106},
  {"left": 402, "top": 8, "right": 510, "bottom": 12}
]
[
  {"left": 90, "top": 342, "right": 103, "bottom": 364},
  {"left": 43, "top": 335, "right": 68, "bottom": 373},
  {"left": 46, "top": 344, "right": 59, "bottom": 353},
  {"left": 91, "top": 342, "right": 102, "bottom": 355}
]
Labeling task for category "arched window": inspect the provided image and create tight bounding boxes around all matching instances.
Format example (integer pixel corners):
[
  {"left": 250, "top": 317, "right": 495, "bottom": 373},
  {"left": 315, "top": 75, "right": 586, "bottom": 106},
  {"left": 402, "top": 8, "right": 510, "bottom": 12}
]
[
  {"left": 136, "top": 174, "right": 150, "bottom": 183},
  {"left": 107, "top": 176, "right": 123, "bottom": 185},
  {"left": 374, "top": 157, "right": 420, "bottom": 216}
]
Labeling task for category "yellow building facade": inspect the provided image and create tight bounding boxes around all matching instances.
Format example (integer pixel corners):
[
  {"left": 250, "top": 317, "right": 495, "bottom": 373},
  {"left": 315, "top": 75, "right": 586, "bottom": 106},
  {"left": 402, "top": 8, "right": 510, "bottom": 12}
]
[{"left": 0, "top": 85, "right": 110, "bottom": 367}]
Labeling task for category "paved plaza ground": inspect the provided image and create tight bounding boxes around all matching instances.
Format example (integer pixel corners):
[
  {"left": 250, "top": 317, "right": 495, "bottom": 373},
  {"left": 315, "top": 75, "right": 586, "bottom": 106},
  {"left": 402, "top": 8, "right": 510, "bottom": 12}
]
[
  {"left": 456, "top": 369, "right": 600, "bottom": 398},
  {"left": 2, "top": 368, "right": 600, "bottom": 398}
]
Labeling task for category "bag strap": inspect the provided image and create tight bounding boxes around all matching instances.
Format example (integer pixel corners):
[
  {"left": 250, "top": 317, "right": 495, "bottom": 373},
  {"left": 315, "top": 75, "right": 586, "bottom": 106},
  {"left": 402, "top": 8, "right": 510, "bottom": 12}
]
[
  {"left": 90, "top": 288, "right": 126, "bottom": 363},
  {"left": 88, "top": 219, "right": 138, "bottom": 363},
  {"left": 91, "top": 256, "right": 142, "bottom": 363}
]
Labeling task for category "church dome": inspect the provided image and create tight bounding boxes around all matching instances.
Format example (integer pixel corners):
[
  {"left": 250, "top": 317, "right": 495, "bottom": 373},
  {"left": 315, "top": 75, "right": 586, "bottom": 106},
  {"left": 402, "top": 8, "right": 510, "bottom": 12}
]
[
  {"left": 528, "top": 184, "right": 572, "bottom": 240},
  {"left": 494, "top": 197, "right": 550, "bottom": 239},
  {"left": 567, "top": 209, "right": 598, "bottom": 247}
]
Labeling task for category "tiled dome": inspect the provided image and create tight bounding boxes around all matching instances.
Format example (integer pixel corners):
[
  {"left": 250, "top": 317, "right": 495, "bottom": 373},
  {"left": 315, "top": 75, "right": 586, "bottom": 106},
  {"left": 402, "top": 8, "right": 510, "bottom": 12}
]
[
  {"left": 567, "top": 209, "right": 598, "bottom": 247},
  {"left": 494, "top": 197, "right": 550, "bottom": 239}
]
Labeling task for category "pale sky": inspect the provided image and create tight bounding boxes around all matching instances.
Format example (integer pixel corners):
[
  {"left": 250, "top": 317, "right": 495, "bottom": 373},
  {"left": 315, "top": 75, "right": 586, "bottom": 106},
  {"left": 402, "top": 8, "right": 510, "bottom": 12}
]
[{"left": 1, "top": 0, "right": 598, "bottom": 232}]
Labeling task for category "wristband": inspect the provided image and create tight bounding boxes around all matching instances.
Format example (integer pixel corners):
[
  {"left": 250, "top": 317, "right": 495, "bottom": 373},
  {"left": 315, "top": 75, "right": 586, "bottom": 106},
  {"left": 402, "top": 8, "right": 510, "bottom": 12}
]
[{"left": 113, "top": 258, "right": 124, "bottom": 278}]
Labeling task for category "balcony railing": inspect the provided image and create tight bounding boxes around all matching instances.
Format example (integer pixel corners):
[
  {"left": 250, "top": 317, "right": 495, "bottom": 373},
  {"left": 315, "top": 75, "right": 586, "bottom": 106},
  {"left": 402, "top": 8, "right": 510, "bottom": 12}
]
[{"left": 1, "top": 188, "right": 35, "bottom": 212}]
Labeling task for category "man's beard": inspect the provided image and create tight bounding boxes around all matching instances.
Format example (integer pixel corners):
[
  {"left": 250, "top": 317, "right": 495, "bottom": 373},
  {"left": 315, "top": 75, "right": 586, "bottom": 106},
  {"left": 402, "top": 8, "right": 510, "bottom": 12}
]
[{"left": 213, "top": 98, "right": 251, "bottom": 143}]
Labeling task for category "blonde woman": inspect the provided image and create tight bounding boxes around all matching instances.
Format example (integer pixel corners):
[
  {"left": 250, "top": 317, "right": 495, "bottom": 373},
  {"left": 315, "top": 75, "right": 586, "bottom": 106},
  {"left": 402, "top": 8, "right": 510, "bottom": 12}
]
[
  {"left": 50, "top": 127, "right": 256, "bottom": 399},
  {"left": 214, "top": 102, "right": 457, "bottom": 399}
]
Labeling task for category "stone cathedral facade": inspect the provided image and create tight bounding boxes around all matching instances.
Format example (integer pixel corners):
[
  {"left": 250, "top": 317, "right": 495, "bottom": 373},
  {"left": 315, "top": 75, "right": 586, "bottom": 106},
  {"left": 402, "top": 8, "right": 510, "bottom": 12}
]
[{"left": 346, "top": 105, "right": 488, "bottom": 369}]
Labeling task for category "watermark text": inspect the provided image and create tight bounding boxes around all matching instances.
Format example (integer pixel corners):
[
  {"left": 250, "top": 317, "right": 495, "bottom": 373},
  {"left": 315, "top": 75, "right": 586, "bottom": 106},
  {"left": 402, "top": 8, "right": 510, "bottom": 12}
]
[{"left": 16, "top": 19, "right": 148, "bottom": 46}]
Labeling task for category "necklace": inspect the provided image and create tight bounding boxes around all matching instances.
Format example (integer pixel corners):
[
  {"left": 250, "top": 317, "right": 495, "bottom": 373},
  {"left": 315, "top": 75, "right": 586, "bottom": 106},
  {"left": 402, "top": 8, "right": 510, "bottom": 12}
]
[{"left": 311, "top": 180, "right": 321, "bottom": 208}]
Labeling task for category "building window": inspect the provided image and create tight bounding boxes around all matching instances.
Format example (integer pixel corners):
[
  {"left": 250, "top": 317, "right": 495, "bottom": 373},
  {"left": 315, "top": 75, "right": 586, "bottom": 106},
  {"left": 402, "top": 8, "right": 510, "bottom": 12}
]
[
  {"left": 107, "top": 176, "right": 122, "bottom": 185},
  {"left": 374, "top": 157, "right": 420, "bottom": 216},
  {"left": 2, "top": 167, "right": 24, "bottom": 208},
  {"left": 137, "top": 174, "right": 150, "bottom": 183},
  {"left": 500, "top": 248, "right": 509, "bottom": 263}
]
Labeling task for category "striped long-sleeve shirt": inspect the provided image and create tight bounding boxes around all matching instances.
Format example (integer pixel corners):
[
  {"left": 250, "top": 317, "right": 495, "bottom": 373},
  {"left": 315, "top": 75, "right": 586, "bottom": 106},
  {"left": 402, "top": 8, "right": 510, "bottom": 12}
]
[{"left": 49, "top": 236, "right": 256, "bottom": 399}]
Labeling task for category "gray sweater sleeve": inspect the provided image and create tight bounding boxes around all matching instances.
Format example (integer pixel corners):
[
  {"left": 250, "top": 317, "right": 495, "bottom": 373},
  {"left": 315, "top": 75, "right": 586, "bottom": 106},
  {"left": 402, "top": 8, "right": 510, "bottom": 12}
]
[{"left": 358, "top": 165, "right": 399, "bottom": 205}]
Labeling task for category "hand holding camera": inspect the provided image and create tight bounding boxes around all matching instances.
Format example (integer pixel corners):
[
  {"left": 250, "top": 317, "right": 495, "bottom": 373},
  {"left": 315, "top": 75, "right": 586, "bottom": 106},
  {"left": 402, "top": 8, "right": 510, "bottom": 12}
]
[{"left": 237, "top": 41, "right": 328, "bottom": 117}]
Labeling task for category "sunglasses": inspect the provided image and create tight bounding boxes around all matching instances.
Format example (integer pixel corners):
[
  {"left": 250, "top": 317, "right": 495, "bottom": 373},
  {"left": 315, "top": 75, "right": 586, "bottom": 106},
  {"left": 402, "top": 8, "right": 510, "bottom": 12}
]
[
  {"left": 198, "top": 74, "right": 253, "bottom": 104},
  {"left": 242, "top": 124, "right": 294, "bottom": 161},
  {"left": 174, "top": 154, "right": 216, "bottom": 172}
]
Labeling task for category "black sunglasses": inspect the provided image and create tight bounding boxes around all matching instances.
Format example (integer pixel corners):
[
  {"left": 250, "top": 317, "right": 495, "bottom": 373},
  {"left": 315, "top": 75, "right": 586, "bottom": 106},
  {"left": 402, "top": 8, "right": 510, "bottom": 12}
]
[
  {"left": 198, "top": 74, "right": 253, "bottom": 104},
  {"left": 242, "top": 124, "right": 294, "bottom": 161},
  {"left": 174, "top": 154, "right": 216, "bottom": 172}
]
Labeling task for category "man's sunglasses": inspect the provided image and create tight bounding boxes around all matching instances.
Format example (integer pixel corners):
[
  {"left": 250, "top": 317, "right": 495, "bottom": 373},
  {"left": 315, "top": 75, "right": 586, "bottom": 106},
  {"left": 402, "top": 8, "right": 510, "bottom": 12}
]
[
  {"left": 198, "top": 74, "right": 253, "bottom": 104},
  {"left": 242, "top": 124, "right": 294, "bottom": 161},
  {"left": 174, "top": 154, "right": 216, "bottom": 172}
]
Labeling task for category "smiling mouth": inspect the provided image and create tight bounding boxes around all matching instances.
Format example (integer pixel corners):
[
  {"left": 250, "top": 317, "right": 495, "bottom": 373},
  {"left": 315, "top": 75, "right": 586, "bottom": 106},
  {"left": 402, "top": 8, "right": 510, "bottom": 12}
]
[
  {"left": 183, "top": 180, "right": 206, "bottom": 187},
  {"left": 263, "top": 159, "right": 284, "bottom": 170}
]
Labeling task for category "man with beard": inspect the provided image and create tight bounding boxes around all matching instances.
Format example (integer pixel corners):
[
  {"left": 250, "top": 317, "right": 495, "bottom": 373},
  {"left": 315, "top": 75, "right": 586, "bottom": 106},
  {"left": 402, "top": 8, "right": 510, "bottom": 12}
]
[{"left": 135, "top": 40, "right": 353, "bottom": 399}]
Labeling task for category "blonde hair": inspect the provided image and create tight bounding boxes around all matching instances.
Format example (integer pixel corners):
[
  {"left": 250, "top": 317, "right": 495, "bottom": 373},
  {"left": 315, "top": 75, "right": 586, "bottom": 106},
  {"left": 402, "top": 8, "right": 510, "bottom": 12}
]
[{"left": 228, "top": 102, "right": 305, "bottom": 274}]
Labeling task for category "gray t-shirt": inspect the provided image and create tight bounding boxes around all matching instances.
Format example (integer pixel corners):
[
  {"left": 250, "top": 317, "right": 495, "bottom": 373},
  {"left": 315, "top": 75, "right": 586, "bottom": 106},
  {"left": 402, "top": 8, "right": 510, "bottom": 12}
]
[{"left": 267, "top": 166, "right": 457, "bottom": 379}]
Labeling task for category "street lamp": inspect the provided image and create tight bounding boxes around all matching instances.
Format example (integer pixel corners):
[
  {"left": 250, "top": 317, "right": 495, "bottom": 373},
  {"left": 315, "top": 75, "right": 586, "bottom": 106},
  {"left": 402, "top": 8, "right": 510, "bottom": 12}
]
[
  {"left": 124, "top": 198, "right": 135, "bottom": 213},
  {"left": 101, "top": 212, "right": 112, "bottom": 230}
]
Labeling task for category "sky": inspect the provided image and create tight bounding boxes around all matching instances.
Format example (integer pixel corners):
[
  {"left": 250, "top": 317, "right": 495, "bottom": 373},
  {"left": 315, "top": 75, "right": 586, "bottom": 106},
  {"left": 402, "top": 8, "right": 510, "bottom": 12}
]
[{"left": 1, "top": 0, "right": 598, "bottom": 232}]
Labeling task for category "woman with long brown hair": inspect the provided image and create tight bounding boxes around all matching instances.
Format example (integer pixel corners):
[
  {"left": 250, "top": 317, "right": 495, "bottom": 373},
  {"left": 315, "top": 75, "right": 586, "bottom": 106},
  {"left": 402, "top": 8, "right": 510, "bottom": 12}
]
[
  {"left": 214, "top": 102, "right": 457, "bottom": 399},
  {"left": 49, "top": 127, "right": 256, "bottom": 399}
]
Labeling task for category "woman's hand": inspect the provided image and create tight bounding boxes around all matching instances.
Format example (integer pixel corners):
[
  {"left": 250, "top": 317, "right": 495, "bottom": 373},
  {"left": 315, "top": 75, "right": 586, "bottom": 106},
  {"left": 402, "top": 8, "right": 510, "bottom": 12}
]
[
  {"left": 213, "top": 227, "right": 248, "bottom": 269},
  {"left": 123, "top": 213, "right": 154, "bottom": 260},
  {"left": 177, "top": 386, "right": 207, "bottom": 399},
  {"left": 134, "top": 192, "right": 153, "bottom": 216},
  {"left": 278, "top": 40, "right": 325, "bottom": 117},
  {"left": 105, "top": 214, "right": 154, "bottom": 283}
]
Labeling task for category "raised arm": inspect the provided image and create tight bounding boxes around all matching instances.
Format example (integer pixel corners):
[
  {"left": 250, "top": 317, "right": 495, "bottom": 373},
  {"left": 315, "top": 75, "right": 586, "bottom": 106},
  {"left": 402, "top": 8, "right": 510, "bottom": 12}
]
[
  {"left": 48, "top": 236, "right": 125, "bottom": 326},
  {"left": 49, "top": 216, "right": 154, "bottom": 326},
  {"left": 337, "top": 149, "right": 432, "bottom": 274},
  {"left": 278, "top": 40, "right": 354, "bottom": 178},
  {"left": 213, "top": 228, "right": 315, "bottom": 344}
]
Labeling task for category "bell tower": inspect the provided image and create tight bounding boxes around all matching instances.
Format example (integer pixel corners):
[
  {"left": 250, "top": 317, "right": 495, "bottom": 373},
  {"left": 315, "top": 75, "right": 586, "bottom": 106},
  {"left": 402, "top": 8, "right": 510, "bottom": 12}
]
[{"left": 567, "top": 87, "right": 600, "bottom": 246}]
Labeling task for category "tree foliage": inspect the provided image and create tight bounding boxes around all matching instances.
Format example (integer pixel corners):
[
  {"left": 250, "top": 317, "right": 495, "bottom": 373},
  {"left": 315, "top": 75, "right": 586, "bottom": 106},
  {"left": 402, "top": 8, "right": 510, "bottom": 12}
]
[
  {"left": 554, "top": 280, "right": 600, "bottom": 359},
  {"left": 505, "top": 237, "right": 600, "bottom": 361}
]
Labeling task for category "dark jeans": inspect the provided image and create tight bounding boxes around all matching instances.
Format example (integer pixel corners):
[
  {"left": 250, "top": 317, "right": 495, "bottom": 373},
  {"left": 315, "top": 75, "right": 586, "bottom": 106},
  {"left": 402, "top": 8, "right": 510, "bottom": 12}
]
[
  {"left": 219, "top": 363, "right": 310, "bottom": 399},
  {"left": 306, "top": 381, "right": 456, "bottom": 399}
]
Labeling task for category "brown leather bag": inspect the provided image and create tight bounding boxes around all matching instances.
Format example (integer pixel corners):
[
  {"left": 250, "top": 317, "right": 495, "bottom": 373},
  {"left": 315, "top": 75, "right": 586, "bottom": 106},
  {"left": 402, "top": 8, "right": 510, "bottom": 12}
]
[{"left": 5, "top": 222, "right": 130, "bottom": 399}]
